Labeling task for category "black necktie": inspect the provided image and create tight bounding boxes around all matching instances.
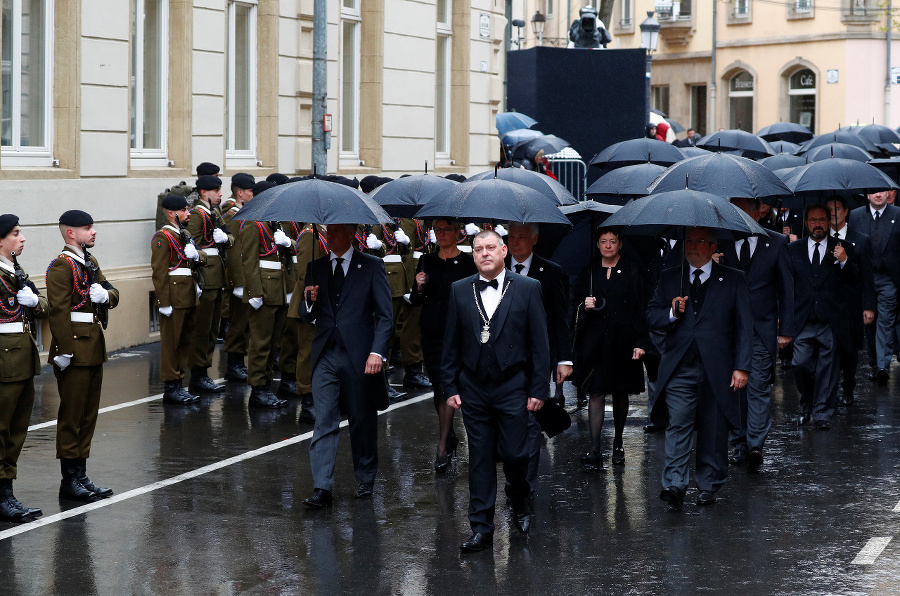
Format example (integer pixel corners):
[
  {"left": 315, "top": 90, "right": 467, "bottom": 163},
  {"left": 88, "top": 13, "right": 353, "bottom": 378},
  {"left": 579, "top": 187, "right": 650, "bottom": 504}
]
[
  {"left": 477, "top": 278, "right": 499, "bottom": 292},
  {"left": 514, "top": 264, "right": 524, "bottom": 274},
  {"left": 812, "top": 242, "right": 821, "bottom": 267},
  {"left": 692, "top": 269, "right": 703, "bottom": 292},
  {"left": 331, "top": 257, "right": 345, "bottom": 304},
  {"left": 739, "top": 240, "right": 751, "bottom": 271}
]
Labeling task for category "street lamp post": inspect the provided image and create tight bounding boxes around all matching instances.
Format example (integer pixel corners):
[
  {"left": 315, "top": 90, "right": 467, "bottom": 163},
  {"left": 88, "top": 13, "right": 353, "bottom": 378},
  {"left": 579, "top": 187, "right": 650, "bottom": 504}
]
[
  {"left": 639, "top": 11, "right": 660, "bottom": 129},
  {"left": 531, "top": 10, "right": 546, "bottom": 46}
]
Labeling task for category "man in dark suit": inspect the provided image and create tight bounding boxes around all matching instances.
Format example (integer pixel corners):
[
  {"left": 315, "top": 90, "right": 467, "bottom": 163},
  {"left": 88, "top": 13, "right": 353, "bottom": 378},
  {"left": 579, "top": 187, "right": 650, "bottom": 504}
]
[
  {"left": 788, "top": 205, "right": 859, "bottom": 430},
  {"left": 505, "top": 223, "right": 572, "bottom": 496},
  {"left": 443, "top": 230, "right": 550, "bottom": 552},
  {"left": 777, "top": 207, "right": 803, "bottom": 240},
  {"left": 648, "top": 227, "right": 752, "bottom": 508},
  {"left": 827, "top": 197, "right": 874, "bottom": 406},
  {"left": 719, "top": 198, "right": 793, "bottom": 473},
  {"left": 300, "top": 223, "right": 393, "bottom": 508},
  {"left": 848, "top": 191, "right": 900, "bottom": 385}
]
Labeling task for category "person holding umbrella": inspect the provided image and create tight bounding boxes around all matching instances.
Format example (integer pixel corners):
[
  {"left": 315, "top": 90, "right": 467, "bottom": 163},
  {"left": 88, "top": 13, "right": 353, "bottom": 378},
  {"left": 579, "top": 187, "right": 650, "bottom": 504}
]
[{"left": 572, "top": 228, "right": 652, "bottom": 469}]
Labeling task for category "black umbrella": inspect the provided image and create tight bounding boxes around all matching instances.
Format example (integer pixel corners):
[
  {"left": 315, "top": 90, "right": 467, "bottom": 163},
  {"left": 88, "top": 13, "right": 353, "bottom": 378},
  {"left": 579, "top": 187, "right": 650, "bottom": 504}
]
[
  {"left": 585, "top": 163, "right": 667, "bottom": 205},
  {"left": 760, "top": 153, "right": 807, "bottom": 172},
  {"left": 496, "top": 111, "right": 538, "bottom": 135},
  {"left": 697, "top": 130, "right": 776, "bottom": 159},
  {"left": 876, "top": 142, "right": 900, "bottom": 156},
  {"left": 768, "top": 140, "right": 801, "bottom": 154},
  {"left": 805, "top": 143, "right": 872, "bottom": 163},
  {"left": 589, "top": 138, "right": 684, "bottom": 170},
  {"left": 679, "top": 146, "right": 710, "bottom": 158},
  {"left": 465, "top": 167, "right": 577, "bottom": 205},
  {"left": 500, "top": 128, "right": 544, "bottom": 147},
  {"left": 510, "top": 134, "right": 570, "bottom": 160},
  {"left": 868, "top": 157, "right": 900, "bottom": 183},
  {"left": 756, "top": 122, "right": 814, "bottom": 143},
  {"left": 369, "top": 174, "right": 459, "bottom": 218},
  {"left": 778, "top": 158, "right": 898, "bottom": 208},
  {"left": 415, "top": 178, "right": 572, "bottom": 225},
  {"left": 550, "top": 201, "right": 622, "bottom": 283},
  {"left": 232, "top": 178, "right": 393, "bottom": 225},
  {"left": 856, "top": 123, "right": 900, "bottom": 145},
  {"left": 646, "top": 152, "right": 792, "bottom": 202},
  {"left": 799, "top": 132, "right": 879, "bottom": 155}
]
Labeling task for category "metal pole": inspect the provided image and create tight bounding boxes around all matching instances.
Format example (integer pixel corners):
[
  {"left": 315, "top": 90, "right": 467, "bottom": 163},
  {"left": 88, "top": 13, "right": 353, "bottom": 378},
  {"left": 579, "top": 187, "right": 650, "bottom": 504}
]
[
  {"left": 311, "top": 0, "right": 327, "bottom": 174},
  {"left": 710, "top": 0, "right": 717, "bottom": 133},
  {"left": 887, "top": 0, "right": 893, "bottom": 126},
  {"left": 504, "top": 0, "right": 512, "bottom": 111},
  {"left": 646, "top": 51, "right": 652, "bottom": 127}
]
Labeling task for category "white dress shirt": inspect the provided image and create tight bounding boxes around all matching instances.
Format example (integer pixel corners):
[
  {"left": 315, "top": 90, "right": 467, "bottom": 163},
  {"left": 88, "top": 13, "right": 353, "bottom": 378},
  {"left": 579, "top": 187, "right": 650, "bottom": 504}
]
[
  {"left": 510, "top": 254, "right": 534, "bottom": 276},
  {"left": 734, "top": 236, "right": 758, "bottom": 260},
  {"left": 478, "top": 269, "right": 506, "bottom": 320},
  {"left": 669, "top": 260, "right": 712, "bottom": 321},
  {"left": 871, "top": 205, "right": 887, "bottom": 220},
  {"left": 831, "top": 225, "right": 847, "bottom": 240},
  {"left": 330, "top": 247, "right": 353, "bottom": 275}
]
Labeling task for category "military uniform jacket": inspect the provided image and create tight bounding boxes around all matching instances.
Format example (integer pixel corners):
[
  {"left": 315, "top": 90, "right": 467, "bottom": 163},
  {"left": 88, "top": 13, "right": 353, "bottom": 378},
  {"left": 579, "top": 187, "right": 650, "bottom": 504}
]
[
  {"left": 241, "top": 221, "right": 293, "bottom": 305},
  {"left": 46, "top": 246, "right": 120, "bottom": 366},
  {"left": 372, "top": 223, "right": 412, "bottom": 298},
  {"left": 187, "top": 202, "right": 234, "bottom": 290},
  {"left": 287, "top": 223, "right": 328, "bottom": 319},
  {"left": 223, "top": 203, "right": 244, "bottom": 289},
  {"left": 0, "top": 261, "right": 48, "bottom": 381},
  {"left": 151, "top": 224, "right": 207, "bottom": 309}
]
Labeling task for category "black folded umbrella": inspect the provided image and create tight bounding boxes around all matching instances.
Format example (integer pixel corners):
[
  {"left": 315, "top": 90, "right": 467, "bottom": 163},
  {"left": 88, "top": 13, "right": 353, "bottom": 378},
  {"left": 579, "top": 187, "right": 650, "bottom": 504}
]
[
  {"left": 697, "top": 130, "right": 776, "bottom": 159},
  {"left": 756, "top": 122, "right": 814, "bottom": 144},
  {"left": 466, "top": 167, "right": 577, "bottom": 205},
  {"left": 585, "top": 163, "right": 667, "bottom": 205},
  {"left": 590, "top": 138, "right": 685, "bottom": 170},
  {"left": 415, "top": 178, "right": 573, "bottom": 225},
  {"left": 369, "top": 174, "right": 459, "bottom": 218},
  {"left": 646, "top": 152, "right": 792, "bottom": 201}
]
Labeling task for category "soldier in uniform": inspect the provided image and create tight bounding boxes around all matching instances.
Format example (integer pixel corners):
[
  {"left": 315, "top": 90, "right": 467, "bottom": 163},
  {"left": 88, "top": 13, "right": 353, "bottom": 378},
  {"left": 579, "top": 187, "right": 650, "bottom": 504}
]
[
  {"left": 0, "top": 215, "right": 48, "bottom": 522},
  {"left": 151, "top": 195, "right": 206, "bottom": 404},
  {"left": 47, "top": 210, "right": 119, "bottom": 502},
  {"left": 187, "top": 175, "right": 233, "bottom": 393},
  {"left": 222, "top": 173, "right": 255, "bottom": 381}
]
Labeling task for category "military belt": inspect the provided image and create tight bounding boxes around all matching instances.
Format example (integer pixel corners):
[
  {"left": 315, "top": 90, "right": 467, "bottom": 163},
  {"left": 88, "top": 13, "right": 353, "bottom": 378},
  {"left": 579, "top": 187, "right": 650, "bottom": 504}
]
[
  {"left": 383, "top": 255, "right": 403, "bottom": 263},
  {"left": 201, "top": 248, "right": 219, "bottom": 256},
  {"left": 0, "top": 322, "right": 26, "bottom": 334},
  {"left": 259, "top": 261, "right": 281, "bottom": 270},
  {"left": 70, "top": 312, "right": 95, "bottom": 323},
  {"left": 169, "top": 268, "right": 193, "bottom": 277}
]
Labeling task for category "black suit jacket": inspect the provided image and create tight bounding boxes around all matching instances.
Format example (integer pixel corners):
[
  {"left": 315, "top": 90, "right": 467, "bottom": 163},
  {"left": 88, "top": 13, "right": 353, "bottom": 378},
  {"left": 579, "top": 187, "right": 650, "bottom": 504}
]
[
  {"left": 507, "top": 254, "right": 572, "bottom": 364},
  {"left": 719, "top": 229, "right": 794, "bottom": 356},
  {"left": 787, "top": 236, "right": 859, "bottom": 350},
  {"left": 647, "top": 262, "right": 753, "bottom": 427},
  {"left": 836, "top": 227, "right": 874, "bottom": 347},
  {"left": 299, "top": 249, "right": 394, "bottom": 372},
  {"left": 441, "top": 271, "right": 551, "bottom": 400},
  {"left": 778, "top": 209, "right": 804, "bottom": 238},
  {"left": 848, "top": 204, "right": 900, "bottom": 289}
]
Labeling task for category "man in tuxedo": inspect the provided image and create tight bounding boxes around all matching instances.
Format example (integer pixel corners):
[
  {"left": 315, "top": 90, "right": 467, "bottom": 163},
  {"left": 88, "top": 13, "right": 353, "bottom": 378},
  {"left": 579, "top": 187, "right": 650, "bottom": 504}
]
[
  {"left": 300, "top": 223, "right": 393, "bottom": 508},
  {"left": 505, "top": 223, "right": 572, "bottom": 496},
  {"left": 648, "top": 227, "right": 752, "bottom": 508},
  {"left": 443, "top": 230, "right": 550, "bottom": 552},
  {"left": 848, "top": 191, "right": 900, "bottom": 385},
  {"left": 827, "top": 197, "right": 874, "bottom": 406},
  {"left": 719, "top": 198, "right": 793, "bottom": 473},
  {"left": 788, "top": 205, "right": 859, "bottom": 429}
]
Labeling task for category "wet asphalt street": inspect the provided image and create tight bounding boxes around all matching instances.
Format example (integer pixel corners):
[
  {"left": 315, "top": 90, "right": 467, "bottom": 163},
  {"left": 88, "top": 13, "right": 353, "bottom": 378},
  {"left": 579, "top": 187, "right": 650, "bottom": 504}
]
[{"left": 1, "top": 343, "right": 900, "bottom": 595}]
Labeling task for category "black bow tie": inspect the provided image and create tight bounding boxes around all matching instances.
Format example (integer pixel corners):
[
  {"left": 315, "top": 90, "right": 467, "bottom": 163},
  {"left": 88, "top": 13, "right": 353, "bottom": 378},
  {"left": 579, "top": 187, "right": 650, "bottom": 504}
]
[{"left": 477, "top": 278, "right": 499, "bottom": 292}]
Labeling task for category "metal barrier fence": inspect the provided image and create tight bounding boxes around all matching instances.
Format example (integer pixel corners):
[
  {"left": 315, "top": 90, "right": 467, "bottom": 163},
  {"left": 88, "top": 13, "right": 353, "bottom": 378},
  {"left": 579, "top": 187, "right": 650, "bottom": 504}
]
[{"left": 548, "top": 158, "right": 588, "bottom": 202}]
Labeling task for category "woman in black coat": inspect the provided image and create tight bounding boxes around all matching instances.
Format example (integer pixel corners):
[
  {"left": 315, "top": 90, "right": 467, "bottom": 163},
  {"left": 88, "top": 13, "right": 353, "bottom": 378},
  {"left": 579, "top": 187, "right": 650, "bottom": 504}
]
[
  {"left": 572, "top": 229, "right": 652, "bottom": 470},
  {"left": 410, "top": 219, "right": 477, "bottom": 472}
]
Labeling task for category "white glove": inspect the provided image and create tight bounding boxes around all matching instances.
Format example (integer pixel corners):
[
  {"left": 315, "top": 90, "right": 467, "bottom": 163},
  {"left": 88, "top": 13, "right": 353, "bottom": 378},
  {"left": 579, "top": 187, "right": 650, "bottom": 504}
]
[
  {"left": 403, "top": 293, "right": 412, "bottom": 304},
  {"left": 233, "top": 286, "right": 244, "bottom": 298},
  {"left": 89, "top": 283, "right": 109, "bottom": 304},
  {"left": 495, "top": 224, "right": 508, "bottom": 237},
  {"left": 366, "top": 233, "right": 382, "bottom": 250},
  {"left": 273, "top": 229, "right": 292, "bottom": 247},
  {"left": 184, "top": 243, "right": 200, "bottom": 261},
  {"left": 395, "top": 228, "right": 411, "bottom": 245},
  {"left": 428, "top": 229, "right": 437, "bottom": 243},
  {"left": 196, "top": 285, "right": 203, "bottom": 299},
  {"left": 249, "top": 296, "right": 264, "bottom": 310},
  {"left": 53, "top": 354, "right": 73, "bottom": 371},
  {"left": 286, "top": 292, "right": 293, "bottom": 303},
  {"left": 16, "top": 286, "right": 38, "bottom": 308},
  {"left": 159, "top": 306, "right": 173, "bottom": 317},
  {"left": 465, "top": 223, "right": 481, "bottom": 236},
  {"left": 213, "top": 228, "right": 229, "bottom": 244}
]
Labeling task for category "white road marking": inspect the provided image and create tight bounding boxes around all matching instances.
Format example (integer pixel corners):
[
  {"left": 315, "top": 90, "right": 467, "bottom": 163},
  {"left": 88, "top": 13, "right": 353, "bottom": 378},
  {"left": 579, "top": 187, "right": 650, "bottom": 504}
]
[
  {"left": 893, "top": 500, "right": 900, "bottom": 513},
  {"left": 1, "top": 392, "right": 433, "bottom": 542},
  {"left": 851, "top": 537, "right": 893, "bottom": 565}
]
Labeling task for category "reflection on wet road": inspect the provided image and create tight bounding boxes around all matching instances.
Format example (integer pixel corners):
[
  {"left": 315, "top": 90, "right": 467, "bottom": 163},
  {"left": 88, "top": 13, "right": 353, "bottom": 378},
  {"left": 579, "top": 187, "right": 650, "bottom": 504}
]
[{"left": 2, "top": 343, "right": 899, "bottom": 595}]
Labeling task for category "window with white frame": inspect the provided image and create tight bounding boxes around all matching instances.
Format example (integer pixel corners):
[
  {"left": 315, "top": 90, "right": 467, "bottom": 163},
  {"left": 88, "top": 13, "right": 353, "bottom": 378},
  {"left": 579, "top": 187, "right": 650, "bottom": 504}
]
[
  {"left": 621, "top": 0, "right": 633, "bottom": 26},
  {"left": 1, "top": 0, "right": 53, "bottom": 166},
  {"left": 435, "top": 2, "right": 451, "bottom": 159},
  {"left": 547, "top": 0, "right": 554, "bottom": 16},
  {"left": 340, "top": 0, "right": 360, "bottom": 163},
  {"left": 226, "top": 0, "right": 257, "bottom": 166},
  {"left": 795, "top": 0, "right": 812, "bottom": 11},
  {"left": 131, "top": 0, "right": 168, "bottom": 165},
  {"left": 735, "top": 0, "right": 750, "bottom": 16}
]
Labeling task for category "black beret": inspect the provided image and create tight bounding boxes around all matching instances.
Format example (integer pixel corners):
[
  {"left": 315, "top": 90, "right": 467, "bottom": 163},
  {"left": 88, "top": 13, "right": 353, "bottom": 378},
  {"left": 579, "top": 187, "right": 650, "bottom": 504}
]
[
  {"left": 287, "top": 176, "right": 305, "bottom": 183},
  {"left": 196, "top": 175, "right": 223, "bottom": 190},
  {"left": 196, "top": 162, "right": 220, "bottom": 176},
  {"left": 324, "top": 175, "right": 360, "bottom": 189},
  {"left": 161, "top": 194, "right": 188, "bottom": 211},
  {"left": 231, "top": 173, "right": 255, "bottom": 190},
  {"left": 359, "top": 175, "right": 382, "bottom": 194},
  {"left": 59, "top": 210, "right": 94, "bottom": 227},
  {"left": 445, "top": 174, "right": 467, "bottom": 183},
  {"left": 252, "top": 181, "right": 276, "bottom": 196},
  {"left": 0, "top": 214, "right": 19, "bottom": 238},
  {"left": 266, "top": 173, "right": 290, "bottom": 185}
]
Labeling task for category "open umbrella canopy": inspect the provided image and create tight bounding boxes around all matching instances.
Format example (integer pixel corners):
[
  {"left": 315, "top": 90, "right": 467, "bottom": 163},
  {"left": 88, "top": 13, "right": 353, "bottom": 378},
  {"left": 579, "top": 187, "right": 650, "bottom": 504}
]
[
  {"left": 496, "top": 111, "right": 538, "bottom": 135},
  {"left": 804, "top": 142, "right": 873, "bottom": 163},
  {"left": 232, "top": 178, "right": 393, "bottom": 225},
  {"left": 780, "top": 158, "right": 898, "bottom": 201},
  {"left": 697, "top": 130, "right": 776, "bottom": 159},
  {"left": 646, "top": 152, "right": 792, "bottom": 201},
  {"left": 856, "top": 123, "right": 900, "bottom": 145},
  {"left": 414, "top": 178, "right": 572, "bottom": 225},
  {"left": 760, "top": 153, "right": 807, "bottom": 171},
  {"left": 549, "top": 201, "right": 623, "bottom": 276},
  {"left": 601, "top": 189, "right": 767, "bottom": 238},
  {"left": 369, "top": 174, "right": 459, "bottom": 218},
  {"left": 465, "top": 167, "right": 577, "bottom": 205},
  {"left": 679, "top": 146, "right": 710, "bottom": 158},
  {"left": 510, "top": 134, "right": 570, "bottom": 160},
  {"left": 768, "top": 140, "right": 801, "bottom": 154},
  {"left": 800, "top": 131, "right": 879, "bottom": 155},
  {"left": 585, "top": 163, "right": 667, "bottom": 205},
  {"left": 500, "top": 128, "right": 544, "bottom": 147},
  {"left": 590, "top": 138, "right": 685, "bottom": 169},
  {"left": 756, "top": 122, "right": 814, "bottom": 143},
  {"left": 868, "top": 157, "right": 900, "bottom": 183}
]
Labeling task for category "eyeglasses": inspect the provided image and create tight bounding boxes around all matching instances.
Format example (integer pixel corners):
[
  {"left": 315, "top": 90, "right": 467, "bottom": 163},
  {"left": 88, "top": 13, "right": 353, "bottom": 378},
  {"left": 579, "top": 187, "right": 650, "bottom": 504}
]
[{"left": 433, "top": 227, "right": 456, "bottom": 234}]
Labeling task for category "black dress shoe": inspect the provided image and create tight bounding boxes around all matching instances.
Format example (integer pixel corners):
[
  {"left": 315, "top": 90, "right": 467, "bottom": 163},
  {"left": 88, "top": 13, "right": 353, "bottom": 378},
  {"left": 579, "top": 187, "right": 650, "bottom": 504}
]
[
  {"left": 249, "top": 386, "right": 287, "bottom": 409},
  {"left": 815, "top": 419, "right": 831, "bottom": 430},
  {"left": 643, "top": 423, "right": 665, "bottom": 434},
  {"left": 403, "top": 367, "right": 433, "bottom": 389},
  {"left": 796, "top": 414, "right": 810, "bottom": 427},
  {"left": 460, "top": 532, "right": 494, "bottom": 553},
  {"left": 354, "top": 483, "right": 374, "bottom": 499},
  {"left": 728, "top": 449, "right": 748, "bottom": 466},
  {"left": 189, "top": 372, "right": 225, "bottom": 394},
  {"left": 387, "top": 384, "right": 408, "bottom": 404},
  {"left": 580, "top": 450, "right": 603, "bottom": 472},
  {"left": 76, "top": 459, "right": 113, "bottom": 498},
  {"left": 837, "top": 392, "right": 855, "bottom": 407},
  {"left": 877, "top": 369, "right": 890, "bottom": 386},
  {"left": 696, "top": 490, "right": 716, "bottom": 506},
  {"left": 747, "top": 448, "right": 763, "bottom": 473},
  {"left": 512, "top": 500, "right": 534, "bottom": 535},
  {"left": 303, "top": 488, "right": 333, "bottom": 509},
  {"left": 298, "top": 393, "right": 316, "bottom": 424},
  {"left": 0, "top": 480, "right": 39, "bottom": 522},
  {"left": 659, "top": 486, "right": 685, "bottom": 509},
  {"left": 163, "top": 381, "right": 197, "bottom": 404},
  {"left": 611, "top": 445, "right": 625, "bottom": 466}
]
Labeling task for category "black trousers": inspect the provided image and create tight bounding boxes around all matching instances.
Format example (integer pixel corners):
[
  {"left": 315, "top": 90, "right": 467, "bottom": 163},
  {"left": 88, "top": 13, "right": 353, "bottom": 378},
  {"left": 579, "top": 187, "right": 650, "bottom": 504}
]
[{"left": 459, "top": 369, "right": 531, "bottom": 534}]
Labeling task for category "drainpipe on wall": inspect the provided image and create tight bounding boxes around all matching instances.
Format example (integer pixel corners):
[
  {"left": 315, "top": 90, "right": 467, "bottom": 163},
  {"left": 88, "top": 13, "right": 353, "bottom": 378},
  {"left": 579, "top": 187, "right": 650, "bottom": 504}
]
[
  {"left": 887, "top": 0, "right": 893, "bottom": 127},
  {"left": 710, "top": 0, "right": 717, "bottom": 132},
  {"left": 311, "top": 0, "right": 328, "bottom": 174}
]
